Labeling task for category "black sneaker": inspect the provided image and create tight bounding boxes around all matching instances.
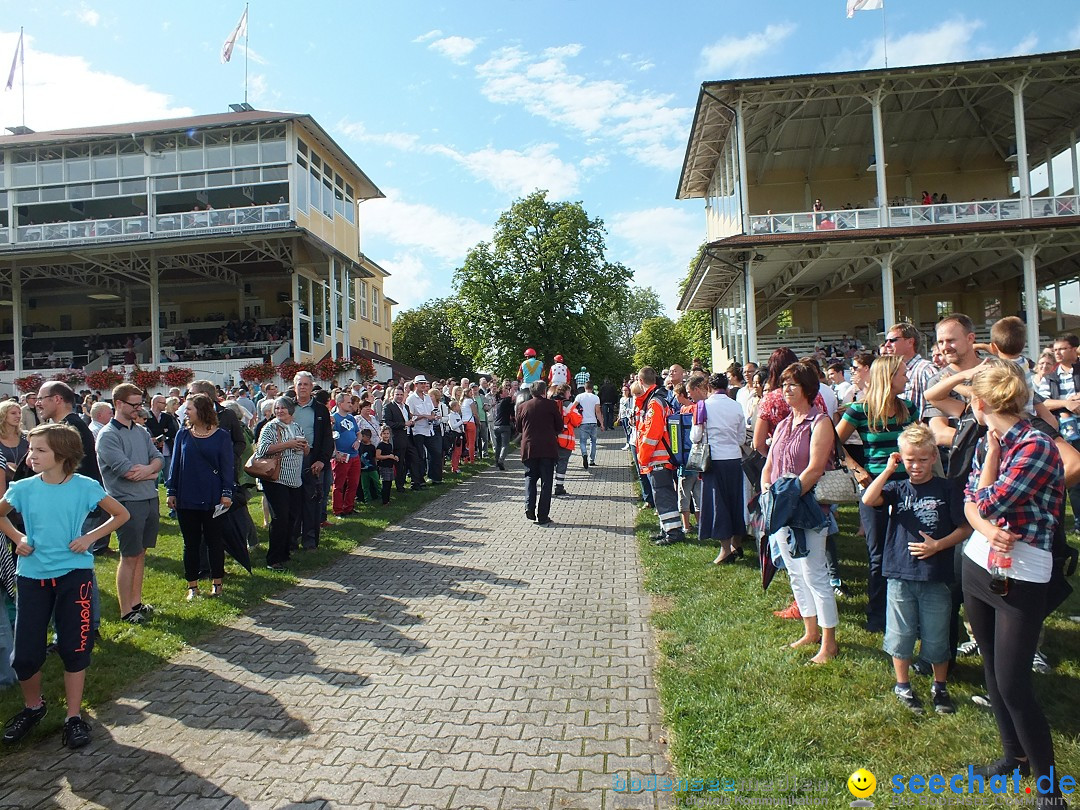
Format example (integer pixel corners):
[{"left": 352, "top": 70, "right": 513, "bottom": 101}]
[
  {"left": 912, "top": 658, "right": 933, "bottom": 677},
  {"left": 894, "top": 686, "right": 924, "bottom": 714},
  {"left": 1032, "top": 650, "right": 1052, "bottom": 674},
  {"left": 554, "top": 485, "right": 567, "bottom": 496},
  {"left": 2, "top": 702, "right": 46, "bottom": 744},
  {"left": 133, "top": 603, "right": 155, "bottom": 617},
  {"left": 972, "top": 757, "right": 1030, "bottom": 778},
  {"left": 931, "top": 687, "right": 956, "bottom": 714},
  {"left": 582, "top": 456, "right": 589, "bottom": 469},
  {"left": 120, "top": 610, "right": 144, "bottom": 625},
  {"left": 956, "top": 640, "right": 980, "bottom": 657},
  {"left": 61, "top": 716, "right": 91, "bottom": 749},
  {"left": 654, "top": 530, "right": 686, "bottom": 546}
]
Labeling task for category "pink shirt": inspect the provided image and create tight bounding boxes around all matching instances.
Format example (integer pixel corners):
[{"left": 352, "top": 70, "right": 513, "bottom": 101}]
[{"left": 768, "top": 407, "right": 827, "bottom": 484}]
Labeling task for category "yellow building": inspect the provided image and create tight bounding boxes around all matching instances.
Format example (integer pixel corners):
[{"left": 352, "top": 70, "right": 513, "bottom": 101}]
[
  {"left": 0, "top": 108, "right": 393, "bottom": 383},
  {"left": 677, "top": 49, "right": 1080, "bottom": 367}
]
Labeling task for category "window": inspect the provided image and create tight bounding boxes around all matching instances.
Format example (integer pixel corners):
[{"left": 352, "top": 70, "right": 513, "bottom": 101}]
[
  {"left": 385, "top": 304, "right": 391, "bottom": 328},
  {"left": 359, "top": 281, "right": 369, "bottom": 319},
  {"left": 983, "top": 297, "right": 1002, "bottom": 321},
  {"left": 371, "top": 287, "right": 380, "bottom": 324},
  {"left": 362, "top": 338, "right": 370, "bottom": 350},
  {"left": 374, "top": 342, "right": 381, "bottom": 355},
  {"left": 348, "top": 271, "right": 356, "bottom": 320},
  {"left": 297, "top": 275, "right": 311, "bottom": 353},
  {"left": 935, "top": 300, "right": 954, "bottom": 319},
  {"left": 312, "top": 279, "right": 324, "bottom": 344}
]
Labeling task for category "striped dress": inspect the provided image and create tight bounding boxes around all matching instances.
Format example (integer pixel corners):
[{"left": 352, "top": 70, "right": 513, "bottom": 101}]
[{"left": 256, "top": 418, "right": 305, "bottom": 488}]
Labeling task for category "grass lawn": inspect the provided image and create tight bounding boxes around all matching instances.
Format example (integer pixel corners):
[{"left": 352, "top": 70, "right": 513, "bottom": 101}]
[
  {"left": 636, "top": 483, "right": 1080, "bottom": 806},
  {"left": 0, "top": 458, "right": 490, "bottom": 754}
]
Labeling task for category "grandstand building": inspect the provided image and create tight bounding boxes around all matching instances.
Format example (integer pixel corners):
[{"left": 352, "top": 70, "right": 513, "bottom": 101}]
[
  {"left": 677, "top": 49, "right": 1080, "bottom": 367},
  {"left": 0, "top": 109, "right": 394, "bottom": 387}
]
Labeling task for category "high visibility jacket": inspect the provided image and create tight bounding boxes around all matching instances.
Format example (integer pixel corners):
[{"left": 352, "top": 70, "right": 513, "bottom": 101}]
[
  {"left": 558, "top": 401, "right": 582, "bottom": 451},
  {"left": 636, "top": 385, "right": 673, "bottom": 472}
]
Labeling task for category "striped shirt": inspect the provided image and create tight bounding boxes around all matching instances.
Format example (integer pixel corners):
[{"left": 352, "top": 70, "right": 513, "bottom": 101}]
[
  {"left": 256, "top": 418, "right": 305, "bottom": 488},
  {"left": 904, "top": 354, "right": 937, "bottom": 419},
  {"left": 840, "top": 398, "right": 916, "bottom": 477}
]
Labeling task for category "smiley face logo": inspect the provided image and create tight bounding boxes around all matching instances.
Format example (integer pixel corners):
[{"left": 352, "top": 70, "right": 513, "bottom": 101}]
[{"left": 847, "top": 768, "right": 877, "bottom": 799}]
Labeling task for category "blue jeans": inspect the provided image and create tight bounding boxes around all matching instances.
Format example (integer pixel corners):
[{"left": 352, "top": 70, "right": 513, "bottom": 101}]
[
  {"left": 576, "top": 423, "right": 599, "bottom": 461},
  {"left": 884, "top": 579, "right": 952, "bottom": 663}
]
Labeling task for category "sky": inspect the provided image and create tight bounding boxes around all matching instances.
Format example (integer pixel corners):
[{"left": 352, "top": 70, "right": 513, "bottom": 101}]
[{"left": 3, "top": 1, "right": 1080, "bottom": 318}]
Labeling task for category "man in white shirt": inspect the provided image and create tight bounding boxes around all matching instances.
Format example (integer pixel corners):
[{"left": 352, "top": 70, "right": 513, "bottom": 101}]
[
  {"left": 89, "top": 401, "right": 113, "bottom": 437},
  {"left": 827, "top": 363, "right": 853, "bottom": 402},
  {"left": 406, "top": 375, "right": 442, "bottom": 484},
  {"left": 549, "top": 354, "right": 569, "bottom": 388},
  {"left": 572, "top": 381, "right": 603, "bottom": 468}
]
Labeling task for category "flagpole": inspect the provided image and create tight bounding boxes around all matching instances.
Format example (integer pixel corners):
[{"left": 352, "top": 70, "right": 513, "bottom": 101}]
[
  {"left": 881, "top": 2, "right": 889, "bottom": 68},
  {"left": 243, "top": 2, "right": 249, "bottom": 105},
  {"left": 20, "top": 26, "right": 25, "bottom": 128}
]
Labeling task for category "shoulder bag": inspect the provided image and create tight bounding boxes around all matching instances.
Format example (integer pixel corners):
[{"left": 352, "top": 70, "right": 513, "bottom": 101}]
[
  {"left": 814, "top": 419, "right": 861, "bottom": 505},
  {"left": 244, "top": 425, "right": 283, "bottom": 482},
  {"left": 685, "top": 402, "right": 711, "bottom": 473}
]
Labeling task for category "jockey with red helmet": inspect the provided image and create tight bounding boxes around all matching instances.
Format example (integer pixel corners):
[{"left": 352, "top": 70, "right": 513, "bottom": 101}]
[
  {"left": 518, "top": 348, "right": 544, "bottom": 384},
  {"left": 549, "top": 354, "right": 569, "bottom": 387}
]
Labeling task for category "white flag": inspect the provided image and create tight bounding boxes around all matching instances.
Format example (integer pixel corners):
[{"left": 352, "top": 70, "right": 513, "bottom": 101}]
[
  {"left": 5, "top": 29, "right": 22, "bottom": 91},
  {"left": 846, "top": 0, "right": 884, "bottom": 17},
  {"left": 221, "top": 7, "right": 247, "bottom": 63}
]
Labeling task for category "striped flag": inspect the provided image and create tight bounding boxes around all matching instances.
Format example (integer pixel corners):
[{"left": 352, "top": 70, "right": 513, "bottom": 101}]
[
  {"left": 846, "top": 0, "right": 884, "bottom": 17},
  {"left": 221, "top": 7, "right": 247, "bottom": 63},
  {"left": 5, "top": 29, "right": 22, "bottom": 91}
]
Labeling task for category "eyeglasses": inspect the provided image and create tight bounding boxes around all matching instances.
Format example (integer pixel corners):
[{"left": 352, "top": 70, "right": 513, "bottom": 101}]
[
  {"left": 883, "top": 337, "right": 903, "bottom": 344},
  {"left": 121, "top": 400, "right": 144, "bottom": 408}
]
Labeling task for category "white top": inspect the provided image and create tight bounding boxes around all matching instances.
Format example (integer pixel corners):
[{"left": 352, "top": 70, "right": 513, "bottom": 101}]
[
  {"left": 833, "top": 380, "right": 853, "bottom": 402},
  {"left": 460, "top": 397, "right": 476, "bottom": 423},
  {"left": 689, "top": 393, "right": 745, "bottom": 460},
  {"left": 574, "top": 392, "right": 601, "bottom": 425},
  {"left": 817, "top": 384, "right": 838, "bottom": 418},
  {"left": 550, "top": 363, "right": 569, "bottom": 385},
  {"left": 964, "top": 531, "right": 1052, "bottom": 584},
  {"left": 405, "top": 392, "right": 435, "bottom": 436},
  {"left": 447, "top": 410, "right": 464, "bottom": 432}
]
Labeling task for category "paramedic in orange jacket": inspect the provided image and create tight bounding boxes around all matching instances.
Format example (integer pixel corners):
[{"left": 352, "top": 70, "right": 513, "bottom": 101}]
[
  {"left": 635, "top": 366, "right": 685, "bottom": 545},
  {"left": 554, "top": 384, "right": 582, "bottom": 496}
]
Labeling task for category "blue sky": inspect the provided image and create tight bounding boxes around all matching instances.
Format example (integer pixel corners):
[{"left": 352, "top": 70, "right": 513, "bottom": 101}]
[{"left": 3, "top": 1, "right": 1080, "bottom": 316}]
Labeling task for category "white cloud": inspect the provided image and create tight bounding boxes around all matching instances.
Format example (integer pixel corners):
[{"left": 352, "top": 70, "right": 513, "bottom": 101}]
[
  {"left": 864, "top": 18, "right": 985, "bottom": 68},
  {"left": 428, "top": 35, "right": 481, "bottom": 64},
  {"left": 475, "top": 44, "right": 690, "bottom": 171},
  {"left": 0, "top": 30, "right": 193, "bottom": 131},
  {"left": 413, "top": 29, "right": 442, "bottom": 44},
  {"left": 76, "top": 5, "right": 101, "bottom": 27},
  {"left": 700, "top": 23, "right": 796, "bottom": 76},
  {"left": 432, "top": 143, "right": 580, "bottom": 198},
  {"left": 336, "top": 120, "right": 422, "bottom": 151},
  {"left": 609, "top": 207, "right": 702, "bottom": 314},
  {"left": 364, "top": 190, "right": 492, "bottom": 311}
]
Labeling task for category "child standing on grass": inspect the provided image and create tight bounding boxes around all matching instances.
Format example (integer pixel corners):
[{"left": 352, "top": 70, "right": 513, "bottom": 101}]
[
  {"left": 357, "top": 429, "right": 381, "bottom": 505},
  {"left": 375, "top": 426, "right": 397, "bottom": 506},
  {"left": 0, "top": 424, "right": 129, "bottom": 749},
  {"left": 862, "top": 423, "right": 970, "bottom": 715}
]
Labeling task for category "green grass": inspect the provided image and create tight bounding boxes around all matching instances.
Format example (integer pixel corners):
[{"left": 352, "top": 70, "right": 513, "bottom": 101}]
[
  {"left": 636, "top": 491, "right": 1080, "bottom": 806},
  {"left": 0, "top": 457, "right": 490, "bottom": 753}
]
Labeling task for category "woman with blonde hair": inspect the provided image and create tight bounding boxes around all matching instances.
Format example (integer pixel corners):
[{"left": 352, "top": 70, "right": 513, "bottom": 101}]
[
  {"left": 835, "top": 354, "right": 912, "bottom": 633},
  {"left": 0, "top": 400, "right": 27, "bottom": 471},
  {"left": 962, "top": 360, "right": 1065, "bottom": 799}
]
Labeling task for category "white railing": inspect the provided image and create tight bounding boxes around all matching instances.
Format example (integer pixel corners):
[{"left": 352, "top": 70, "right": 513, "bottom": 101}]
[
  {"left": 154, "top": 203, "right": 289, "bottom": 235},
  {"left": 750, "top": 207, "right": 880, "bottom": 235},
  {"left": 745, "top": 196, "right": 1075, "bottom": 236},
  {"left": 15, "top": 216, "right": 150, "bottom": 245}
]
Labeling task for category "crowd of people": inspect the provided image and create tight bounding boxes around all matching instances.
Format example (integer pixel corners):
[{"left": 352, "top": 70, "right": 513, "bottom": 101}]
[
  {"left": 0, "top": 354, "right": 626, "bottom": 751},
  {"left": 599, "top": 315, "right": 1074, "bottom": 809}
]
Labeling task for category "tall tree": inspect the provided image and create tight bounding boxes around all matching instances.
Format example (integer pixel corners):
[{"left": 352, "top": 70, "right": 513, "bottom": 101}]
[
  {"left": 633, "top": 316, "right": 689, "bottom": 372},
  {"left": 676, "top": 242, "right": 713, "bottom": 368},
  {"left": 391, "top": 298, "right": 470, "bottom": 379},
  {"left": 451, "top": 191, "right": 632, "bottom": 379},
  {"left": 610, "top": 285, "right": 664, "bottom": 359}
]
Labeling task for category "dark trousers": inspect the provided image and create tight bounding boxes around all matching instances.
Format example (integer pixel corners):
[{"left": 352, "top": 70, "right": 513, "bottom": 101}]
[
  {"left": 299, "top": 467, "right": 323, "bottom": 549},
  {"left": 858, "top": 500, "right": 889, "bottom": 629},
  {"left": 602, "top": 402, "right": 616, "bottom": 430},
  {"left": 177, "top": 508, "right": 225, "bottom": 582},
  {"left": 423, "top": 433, "right": 443, "bottom": 482},
  {"left": 263, "top": 481, "right": 302, "bottom": 565},
  {"left": 523, "top": 457, "right": 555, "bottom": 521},
  {"left": 409, "top": 434, "right": 429, "bottom": 486},
  {"left": 391, "top": 430, "right": 412, "bottom": 491},
  {"left": 963, "top": 557, "right": 1058, "bottom": 793},
  {"left": 13, "top": 570, "right": 94, "bottom": 680}
]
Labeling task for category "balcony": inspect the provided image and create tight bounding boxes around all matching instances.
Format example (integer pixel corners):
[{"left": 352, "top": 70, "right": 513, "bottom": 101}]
[
  {"left": 747, "top": 195, "right": 1079, "bottom": 237},
  {"left": 5, "top": 203, "right": 291, "bottom": 250}
]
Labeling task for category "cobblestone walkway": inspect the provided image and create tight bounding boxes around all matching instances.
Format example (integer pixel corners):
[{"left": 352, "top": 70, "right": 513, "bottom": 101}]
[{"left": 2, "top": 434, "right": 670, "bottom": 810}]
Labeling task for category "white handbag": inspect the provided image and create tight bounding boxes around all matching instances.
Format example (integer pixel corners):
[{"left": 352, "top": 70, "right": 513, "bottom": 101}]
[{"left": 815, "top": 431, "right": 861, "bottom": 505}]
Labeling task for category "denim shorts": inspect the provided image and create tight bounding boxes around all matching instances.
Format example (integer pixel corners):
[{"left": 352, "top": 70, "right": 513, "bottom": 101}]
[{"left": 883, "top": 578, "right": 952, "bottom": 663}]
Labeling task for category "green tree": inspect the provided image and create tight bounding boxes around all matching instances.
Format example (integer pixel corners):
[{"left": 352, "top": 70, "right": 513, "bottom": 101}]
[
  {"left": 610, "top": 285, "right": 663, "bottom": 359},
  {"left": 391, "top": 298, "right": 471, "bottom": 379},
  {"left": 633, "top": 316, "right": 689, "bottom": 372},
  {"left": 451, "top": 190, "right": 632, "bottom": 379},
  {"left": 676, "top": 243, "right": 713, "bottom": 367}
]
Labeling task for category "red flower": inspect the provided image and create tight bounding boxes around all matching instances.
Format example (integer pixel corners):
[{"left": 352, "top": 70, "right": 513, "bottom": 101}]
[
  {"left": 129, "top": 366, "right": 162, "bottom": 390},
  {"left": 14, "top": 374, "right": 45, "bottom": 394},
  {"left": 162, "top": 367, "right": 195, "bottom": 388},
  {"left": 85, "top": 369, "right": 124, "bottom": 392}
]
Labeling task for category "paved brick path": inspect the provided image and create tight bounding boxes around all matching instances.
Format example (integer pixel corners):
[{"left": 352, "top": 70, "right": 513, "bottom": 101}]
[{"left": 2, "top": 434, "right": 670, "bottom": 810}]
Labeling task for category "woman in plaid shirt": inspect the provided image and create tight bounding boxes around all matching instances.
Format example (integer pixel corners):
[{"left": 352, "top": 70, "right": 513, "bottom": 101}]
[{"left": 962, "top": 360, "right": 1065, "bottom": 803}]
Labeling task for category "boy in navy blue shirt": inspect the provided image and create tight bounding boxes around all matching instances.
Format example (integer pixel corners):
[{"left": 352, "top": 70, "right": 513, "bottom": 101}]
[{"left": 863, "top": 423, "right": 970, "bottom": 715}]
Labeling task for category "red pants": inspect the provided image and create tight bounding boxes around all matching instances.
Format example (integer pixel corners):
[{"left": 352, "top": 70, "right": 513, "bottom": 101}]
[
  {"left": 331, "top": 455, "right": 360, "bottom": 515},
  {"left": 463, "top": 421, "right": 477, "bottom": 463}
]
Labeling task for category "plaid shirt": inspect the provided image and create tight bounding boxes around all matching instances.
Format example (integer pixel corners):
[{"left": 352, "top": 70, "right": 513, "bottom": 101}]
[
  {"left": 904, "top": 353, "right": 936, "bottom": 420},
  {"left": 574, "top": 370, "right": 591, "bottom": 389},
  {"left": 965, "top": 420, "right": 1063, "bottom": 553}
]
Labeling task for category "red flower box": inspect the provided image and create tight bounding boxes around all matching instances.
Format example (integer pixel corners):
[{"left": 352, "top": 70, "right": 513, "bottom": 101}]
[
  {"left": 129, "top": 366, "right": 162, "bottom": 390},
  {"left": 161, "top": 367, "right": 195, "bottom": 388},
  {"left": 14, "top": 374, "right": 45, "bottom": 394},
  {"left": 85, "top": 369, "right": 124, "bottom": 392}
]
